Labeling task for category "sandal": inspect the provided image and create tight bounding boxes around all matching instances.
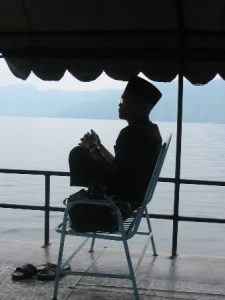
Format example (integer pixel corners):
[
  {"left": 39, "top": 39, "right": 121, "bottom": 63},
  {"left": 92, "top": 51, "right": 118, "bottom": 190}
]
[
  {"left": 37, "top": 263, "right": 71, "bottom": 281},
  {"left": 12, "top": 264, "right": 37, "bottom": 280}
]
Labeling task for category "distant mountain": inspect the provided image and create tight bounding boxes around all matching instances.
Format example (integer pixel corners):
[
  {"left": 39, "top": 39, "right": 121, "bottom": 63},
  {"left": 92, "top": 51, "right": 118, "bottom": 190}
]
[
  {"left": 0, "top": 85, "right": 120, "bottom": 119},
  {"left": 0, "top": 79, "right": 224, "bottom": 123},
  {"left": 152, "top": 79, "right": 225, "bottom": 123}
]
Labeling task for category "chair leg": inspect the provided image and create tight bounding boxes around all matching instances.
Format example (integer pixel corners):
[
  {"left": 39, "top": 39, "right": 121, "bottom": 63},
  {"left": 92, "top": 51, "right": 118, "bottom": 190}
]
[
  {"left": 145, "top": 208, "right": 157, "bottom": 256},
  {"left": 52, "top": 220, "right": 67, "bottom": 299},
  {"left": 89, "top": 237, "right": 95, "bottom": 252},
  {"left": 122, "top": 238, "right": 139, "bottom": 300}
]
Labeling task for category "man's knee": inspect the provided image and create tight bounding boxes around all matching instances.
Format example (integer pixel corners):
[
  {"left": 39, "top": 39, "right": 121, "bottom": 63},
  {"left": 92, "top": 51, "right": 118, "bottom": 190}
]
[
  {"left": 69, "top": 146, "right": 89, "bottom": 164},
  {"left": 69, "top": 146, "right": 96, "bottom": 186}
]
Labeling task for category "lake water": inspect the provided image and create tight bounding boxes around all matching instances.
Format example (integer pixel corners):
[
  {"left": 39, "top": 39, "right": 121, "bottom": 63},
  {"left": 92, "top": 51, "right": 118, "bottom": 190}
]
[{"left": 0, "top": 116, "right": 225, "bottom": 256}]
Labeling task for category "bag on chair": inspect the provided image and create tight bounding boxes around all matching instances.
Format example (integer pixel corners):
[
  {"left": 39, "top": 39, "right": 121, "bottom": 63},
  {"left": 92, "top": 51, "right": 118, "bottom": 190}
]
[{"left": 64, "top": 188, "right": 119, "bottom": 233}]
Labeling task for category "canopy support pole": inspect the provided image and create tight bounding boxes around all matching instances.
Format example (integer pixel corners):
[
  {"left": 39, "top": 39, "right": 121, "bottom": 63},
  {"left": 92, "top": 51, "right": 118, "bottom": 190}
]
[
  {"left": 171, "top": 73, "right": 183, "bottom": 257},
  {"left": 171, "top": 0, "right": 185, "bottom": 258}
]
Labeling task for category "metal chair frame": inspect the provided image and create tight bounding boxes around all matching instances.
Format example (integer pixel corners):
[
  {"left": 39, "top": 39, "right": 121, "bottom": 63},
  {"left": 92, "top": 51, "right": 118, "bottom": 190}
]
[{"left": 52, "top": 134, "right": 172, "bottom": 300}]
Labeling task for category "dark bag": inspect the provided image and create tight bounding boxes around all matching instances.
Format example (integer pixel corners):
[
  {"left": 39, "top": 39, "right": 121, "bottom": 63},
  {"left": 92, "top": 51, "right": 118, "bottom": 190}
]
[{"left": 64, "top": 188, "right": 119, "bottom": 232}]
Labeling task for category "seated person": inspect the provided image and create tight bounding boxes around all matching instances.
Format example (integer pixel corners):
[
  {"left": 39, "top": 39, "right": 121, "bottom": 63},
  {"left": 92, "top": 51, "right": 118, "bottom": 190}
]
[{"left": 68, "top": 76, "right": 162, "bottom": 230}]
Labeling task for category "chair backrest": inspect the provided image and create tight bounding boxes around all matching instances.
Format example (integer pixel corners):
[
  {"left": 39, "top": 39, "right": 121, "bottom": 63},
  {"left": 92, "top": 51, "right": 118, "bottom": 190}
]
[
  {"left": 143, "top": 133, "right": 172, "bottom": 206},
  {"left": 129, "top": 134, "right": 172, "bottom": 235}
]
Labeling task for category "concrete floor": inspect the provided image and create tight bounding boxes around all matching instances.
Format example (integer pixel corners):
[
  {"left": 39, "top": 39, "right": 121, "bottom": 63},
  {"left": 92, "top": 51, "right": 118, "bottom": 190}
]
[{"left": 1, "top": 239, "right": 225, "bottom": 300}]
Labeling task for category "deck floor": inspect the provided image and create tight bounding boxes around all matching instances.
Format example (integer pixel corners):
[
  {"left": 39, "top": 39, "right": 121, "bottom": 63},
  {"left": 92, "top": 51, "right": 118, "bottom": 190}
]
[{"left": 1, "top": 239, "right": 225, "bottom": 300}]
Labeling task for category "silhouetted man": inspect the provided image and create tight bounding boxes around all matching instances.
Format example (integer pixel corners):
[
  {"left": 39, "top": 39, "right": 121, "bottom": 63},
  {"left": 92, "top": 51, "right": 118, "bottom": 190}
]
[{"left": 68, "top": 76, "right": 162, "bottom": 230}]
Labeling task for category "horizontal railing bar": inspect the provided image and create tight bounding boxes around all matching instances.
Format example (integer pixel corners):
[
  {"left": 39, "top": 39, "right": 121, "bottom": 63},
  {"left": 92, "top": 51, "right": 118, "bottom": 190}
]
[
  {"left": 178, "top": 216, "right": 225, "bottom": 224},
  {"left": 49, "top": 206, "right": 64, "bottom": 212},
  {"left": 0, "top": 168, "right": 70, "bottom": 176},
  {"left": 0, "top": 203, "right": 65, "bottom": 212},
  {"left": 1, "top": 203, "right": 224, "bottom": 225},
  {"left": 0, "top": 168, "right": 224, "bottom": 186},
  {"left": 0, "top": 203, "right": 64, "bottom": 212},
  {"left": 148, "top": 213, "right": 174, "bottom": 220},
  {"left": 179, "top": 178, "right": 225, "bottom": 187},
  {"left": 148, "top": 213, "right": 225, "bottom": 224},
  {"left": 0, "top": 203, "right": 47, "bottom": 210},
  {"left": 158, "top": 177, "right": 225, "bottom": 186}
]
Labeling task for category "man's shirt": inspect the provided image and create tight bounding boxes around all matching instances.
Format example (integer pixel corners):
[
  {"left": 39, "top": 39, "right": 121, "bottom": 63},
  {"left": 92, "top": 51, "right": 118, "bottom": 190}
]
[{"left": 109, "top": 117, "right": 162, "bottom": 208}]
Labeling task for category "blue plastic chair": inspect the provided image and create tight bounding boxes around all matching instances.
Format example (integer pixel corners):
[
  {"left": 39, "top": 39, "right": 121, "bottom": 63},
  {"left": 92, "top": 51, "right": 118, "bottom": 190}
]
[{"left": 52, "top": 134, "right": 172, "bottom": 300}]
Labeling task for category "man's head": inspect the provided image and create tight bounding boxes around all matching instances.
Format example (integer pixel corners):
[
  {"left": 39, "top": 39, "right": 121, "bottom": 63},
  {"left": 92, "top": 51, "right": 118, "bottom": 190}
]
[{"left": 119, "top": 76, "right": 162, "bottom": 123}]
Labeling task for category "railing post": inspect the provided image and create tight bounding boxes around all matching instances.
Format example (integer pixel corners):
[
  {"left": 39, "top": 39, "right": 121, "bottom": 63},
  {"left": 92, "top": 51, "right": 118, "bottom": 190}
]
[{"left": 44, "top": 174, "right": 50, "bottom": 247}]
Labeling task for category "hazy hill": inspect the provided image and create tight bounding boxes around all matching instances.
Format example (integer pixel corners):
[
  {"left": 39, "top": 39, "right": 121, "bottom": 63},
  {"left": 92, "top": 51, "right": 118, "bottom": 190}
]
[{"left": 0, "top": 79, "right": 224, "bottom": 123}]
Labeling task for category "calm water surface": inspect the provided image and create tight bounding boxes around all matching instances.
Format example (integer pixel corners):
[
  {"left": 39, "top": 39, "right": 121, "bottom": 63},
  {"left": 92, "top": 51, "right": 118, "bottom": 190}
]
[{"left": 0, "top": 117, "right": 225, "bottom": 256}]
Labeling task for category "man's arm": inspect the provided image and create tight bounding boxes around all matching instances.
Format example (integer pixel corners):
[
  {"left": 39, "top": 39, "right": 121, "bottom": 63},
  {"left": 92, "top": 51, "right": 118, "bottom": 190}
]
[
  {"left": 79, "top": 129, "right": 118, "bottom": 175},
  {"left": 98, "top": 143, "right": 114, "bottom": 162},
  {"left": 92, "top": 146, "right": 117, "bottom": 174}
]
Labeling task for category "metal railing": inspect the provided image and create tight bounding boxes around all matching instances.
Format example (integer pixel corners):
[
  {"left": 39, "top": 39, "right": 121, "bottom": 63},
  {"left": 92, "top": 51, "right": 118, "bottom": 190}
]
[
  {"left": 0, "top": 168, "right": 68, "bottom": 247},
  {"left": 0, "top": 168, "right": 225, "bottom": 252}
]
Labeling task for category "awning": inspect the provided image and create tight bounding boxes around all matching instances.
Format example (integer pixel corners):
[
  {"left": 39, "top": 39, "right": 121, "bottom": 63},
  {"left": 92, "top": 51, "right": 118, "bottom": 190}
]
[{"left": 0, "top": 0, "right": 225, "bottom": 84}]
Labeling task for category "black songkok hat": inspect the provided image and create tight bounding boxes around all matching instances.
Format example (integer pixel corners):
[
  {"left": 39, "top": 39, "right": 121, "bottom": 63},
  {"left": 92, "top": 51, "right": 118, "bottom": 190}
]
[{"left": 122, "top": 76, "right": 162, "bottom": 106}]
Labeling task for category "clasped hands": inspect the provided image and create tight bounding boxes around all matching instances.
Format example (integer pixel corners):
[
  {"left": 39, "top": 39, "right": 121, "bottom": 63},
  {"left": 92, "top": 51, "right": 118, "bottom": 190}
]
[
  {"left": 79, "top": 129, "right": 116, "bottom": 177},
  {"left": 79, "top": 129, "right": 101, "bottom": 155}
]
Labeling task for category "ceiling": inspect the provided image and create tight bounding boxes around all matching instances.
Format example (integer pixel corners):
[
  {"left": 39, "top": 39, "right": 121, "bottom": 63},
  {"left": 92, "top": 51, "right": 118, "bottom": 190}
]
[{"left": 0, "top": 0, "right": 225, "bottom": 84}]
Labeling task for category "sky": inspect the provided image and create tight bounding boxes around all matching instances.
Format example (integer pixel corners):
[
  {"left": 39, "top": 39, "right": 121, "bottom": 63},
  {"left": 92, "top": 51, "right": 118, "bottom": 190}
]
[{"left": 0, "top": 59, "right": 127, "bottom": 91}]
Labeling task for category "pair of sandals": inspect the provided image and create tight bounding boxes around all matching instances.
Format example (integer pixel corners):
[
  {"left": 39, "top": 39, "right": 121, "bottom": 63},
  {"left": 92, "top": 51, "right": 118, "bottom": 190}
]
[{"left": 12, "top": 262, "right": 71, "bottom": 281}]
